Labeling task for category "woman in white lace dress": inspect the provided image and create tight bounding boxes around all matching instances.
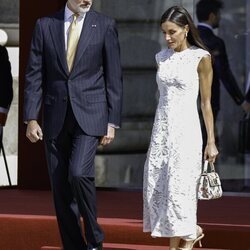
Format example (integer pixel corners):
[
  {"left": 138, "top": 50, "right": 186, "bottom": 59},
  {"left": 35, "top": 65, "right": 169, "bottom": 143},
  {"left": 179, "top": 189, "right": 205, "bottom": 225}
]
[{"left": 143, "top": 6, "right": 218, "bottom": 250}]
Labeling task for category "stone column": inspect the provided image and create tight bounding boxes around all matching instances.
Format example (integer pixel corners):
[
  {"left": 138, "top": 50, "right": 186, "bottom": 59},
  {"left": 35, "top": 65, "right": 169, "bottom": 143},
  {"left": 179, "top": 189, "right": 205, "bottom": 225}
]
[
  {"left": 92, "top": 0, "right": 182, "bottom": 188},
  {"left": 244, "top": 0, "right": 250, "bottom": 188},
  {"left": 217, "top": 0, "right": 246, "bottom": 172}
]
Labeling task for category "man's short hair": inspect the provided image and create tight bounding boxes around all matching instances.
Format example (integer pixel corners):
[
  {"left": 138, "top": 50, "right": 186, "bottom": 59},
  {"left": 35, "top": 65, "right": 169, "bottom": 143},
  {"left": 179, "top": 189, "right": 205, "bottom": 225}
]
[{"left": 196, "top": 0, "right": 224, "bottom": 22}]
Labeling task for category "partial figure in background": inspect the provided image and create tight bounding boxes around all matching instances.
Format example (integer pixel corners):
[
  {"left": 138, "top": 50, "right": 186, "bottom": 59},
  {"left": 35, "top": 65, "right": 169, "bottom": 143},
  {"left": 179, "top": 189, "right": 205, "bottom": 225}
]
[
  {"left": 243, "top": 95, "right": 250, "bottom": 112},
  {"left": 196, "top": 0, "right": 245, "bottom": 148},
  {"left": 242, "top": 71, "right": 250, "bottom": 191},
  {"left": 0, "top": 44, "right": 13, "bottom": 137},
  {"left": 242, "top": 71, "right": 250, "bottom": 112},
  {"left": 143, "top": 6, "right": 218, "bottom": 250},
  {"left": 24, "top": 0, "right": 123, "bottom": 249}
]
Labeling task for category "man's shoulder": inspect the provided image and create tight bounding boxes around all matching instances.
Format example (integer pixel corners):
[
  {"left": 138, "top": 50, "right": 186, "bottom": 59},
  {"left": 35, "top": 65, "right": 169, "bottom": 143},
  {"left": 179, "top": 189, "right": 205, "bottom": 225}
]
[
  {"left": 198, "top": 26, "right": 214, "bottom": 39},
  {"left": 208, "top": 33, "right": 225, "bottom": 50},
  {"left": 198, "top": 27, "right": 224, "bottom": 49},
  {"left": 90, "top": 9, "right": 115, "bottom": 24},
  {"left": 37, "top": 8, "right": 64, "bottom": 25}
]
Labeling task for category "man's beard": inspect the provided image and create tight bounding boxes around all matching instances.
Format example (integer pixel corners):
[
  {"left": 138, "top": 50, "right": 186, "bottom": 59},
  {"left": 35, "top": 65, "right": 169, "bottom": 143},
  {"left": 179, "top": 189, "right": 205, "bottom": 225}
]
[
  {"left": 212, "top": 19, "right": 220, "bottom": 29},
  {"left": 212, "top": 23, "right": 219, "bottom": 29},
  {"left": 77, "top": 4, "right": 91, "bottom": 14}
]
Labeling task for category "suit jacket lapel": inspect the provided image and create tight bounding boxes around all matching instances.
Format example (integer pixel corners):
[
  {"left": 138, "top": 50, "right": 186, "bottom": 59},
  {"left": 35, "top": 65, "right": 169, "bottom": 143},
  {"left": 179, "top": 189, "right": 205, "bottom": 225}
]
[
  {"left": 72, "top": 10, "right": 98, "bottom": 73},
  {"left": 49, "top": 9, "right": 69, "bottom": 76}
]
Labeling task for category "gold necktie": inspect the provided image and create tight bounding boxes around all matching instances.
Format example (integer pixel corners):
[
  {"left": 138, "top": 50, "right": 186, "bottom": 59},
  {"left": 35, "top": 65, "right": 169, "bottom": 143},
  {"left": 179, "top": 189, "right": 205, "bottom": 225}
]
[{"left": 67, "top": 14, "right": 80, "bottom": 72}]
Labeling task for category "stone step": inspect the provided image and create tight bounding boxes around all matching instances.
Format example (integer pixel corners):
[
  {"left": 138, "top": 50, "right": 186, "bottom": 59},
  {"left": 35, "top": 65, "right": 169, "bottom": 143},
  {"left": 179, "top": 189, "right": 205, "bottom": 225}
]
[{"left": 41, "top": 244, "right": 228, "bottom": 250}]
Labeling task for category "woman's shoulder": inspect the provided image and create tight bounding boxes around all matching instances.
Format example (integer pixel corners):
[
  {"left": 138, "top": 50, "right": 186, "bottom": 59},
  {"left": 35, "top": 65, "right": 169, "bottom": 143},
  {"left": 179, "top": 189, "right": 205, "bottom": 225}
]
[
  {"left": 155, "top": 48, "right": 172, "bottom": 63},
  {"left": 191, "top": 46, "right": 210, "bottom": 58}
]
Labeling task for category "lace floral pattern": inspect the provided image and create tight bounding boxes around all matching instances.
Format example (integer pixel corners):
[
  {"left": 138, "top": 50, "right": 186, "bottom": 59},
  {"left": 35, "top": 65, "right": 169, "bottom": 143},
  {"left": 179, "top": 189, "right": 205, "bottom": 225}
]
[{"left": 143, "top": 46, "right": 210, "bottom": 239}]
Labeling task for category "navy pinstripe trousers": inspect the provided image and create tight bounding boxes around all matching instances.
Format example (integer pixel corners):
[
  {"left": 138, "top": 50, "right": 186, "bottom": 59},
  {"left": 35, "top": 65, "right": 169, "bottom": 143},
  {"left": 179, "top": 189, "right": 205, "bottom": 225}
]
[{"left": 45, "top": 103, "right": 104, "bottom": 250}]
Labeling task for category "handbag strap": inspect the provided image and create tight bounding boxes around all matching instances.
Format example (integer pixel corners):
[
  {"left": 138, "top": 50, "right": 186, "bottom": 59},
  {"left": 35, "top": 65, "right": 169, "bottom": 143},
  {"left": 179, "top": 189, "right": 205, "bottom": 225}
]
[{"left": 203, "top": 160, "right": 216, "bottom": 173}]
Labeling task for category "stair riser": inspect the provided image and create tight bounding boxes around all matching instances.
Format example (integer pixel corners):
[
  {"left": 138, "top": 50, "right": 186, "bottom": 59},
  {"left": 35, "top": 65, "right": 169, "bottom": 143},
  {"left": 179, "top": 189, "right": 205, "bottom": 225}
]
[{"left": 0, "top": 215, "right": 249, "bottom": 250}]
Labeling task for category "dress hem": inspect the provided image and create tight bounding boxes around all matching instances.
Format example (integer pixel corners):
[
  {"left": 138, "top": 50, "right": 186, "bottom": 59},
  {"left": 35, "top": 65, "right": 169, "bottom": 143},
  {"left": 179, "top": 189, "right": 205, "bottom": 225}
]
[{"left": 143, "top": 229, "right": 196, "bottom": 239}]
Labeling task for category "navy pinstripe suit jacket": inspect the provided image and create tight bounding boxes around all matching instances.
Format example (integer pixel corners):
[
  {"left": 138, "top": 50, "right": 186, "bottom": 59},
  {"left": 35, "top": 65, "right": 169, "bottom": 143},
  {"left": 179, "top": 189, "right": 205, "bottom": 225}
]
[{"left": 24, "top": 9, "right": 123, "bottom": 138}]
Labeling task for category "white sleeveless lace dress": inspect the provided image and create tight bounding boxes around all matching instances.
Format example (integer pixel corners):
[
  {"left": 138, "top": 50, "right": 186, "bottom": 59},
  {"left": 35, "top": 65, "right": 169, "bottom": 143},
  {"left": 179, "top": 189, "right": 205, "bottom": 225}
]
[{"left": 143, "top": 46, "right": 210, "bottom": 239}]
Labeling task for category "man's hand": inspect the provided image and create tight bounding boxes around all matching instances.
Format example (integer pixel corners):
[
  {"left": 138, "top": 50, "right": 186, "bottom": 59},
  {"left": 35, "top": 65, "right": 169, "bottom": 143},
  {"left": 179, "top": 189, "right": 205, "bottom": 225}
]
[
  {"left": 0, "top": 112, "right": 8, "bottom": 126},
  {"left": 26, "top": 120, "right": 43, "bottom": 143},
  {"left": 99, "top": 125, "right": 115, "bottom": 146},
  {"left": 242, "top": 101, "right": 250, "bottom": 113}
]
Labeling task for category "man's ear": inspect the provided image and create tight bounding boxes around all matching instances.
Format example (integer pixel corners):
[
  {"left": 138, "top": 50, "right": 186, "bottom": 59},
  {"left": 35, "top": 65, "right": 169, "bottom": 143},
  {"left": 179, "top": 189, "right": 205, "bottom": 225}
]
[{"left": 208, "top": 12, "right": 216, "bottom": 22}]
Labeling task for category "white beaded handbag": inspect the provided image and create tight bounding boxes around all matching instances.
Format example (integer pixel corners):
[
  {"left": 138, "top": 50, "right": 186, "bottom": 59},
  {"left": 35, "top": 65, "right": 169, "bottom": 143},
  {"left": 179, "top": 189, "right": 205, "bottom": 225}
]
[{"left": 198, "top": 160, "right": 223, "bottom": 200}]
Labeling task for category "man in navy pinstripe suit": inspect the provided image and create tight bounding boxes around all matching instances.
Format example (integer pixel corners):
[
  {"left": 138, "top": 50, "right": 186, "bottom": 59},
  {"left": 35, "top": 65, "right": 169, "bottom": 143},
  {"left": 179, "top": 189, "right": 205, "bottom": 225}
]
[{"left": 24, "top": 0, "right": 123, "bottom": 249}]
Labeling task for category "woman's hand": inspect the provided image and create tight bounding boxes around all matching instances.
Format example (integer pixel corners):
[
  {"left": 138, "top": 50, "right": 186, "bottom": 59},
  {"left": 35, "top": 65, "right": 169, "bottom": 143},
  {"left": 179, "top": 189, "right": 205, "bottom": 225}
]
[{"left": 204, "top": 142, "right": 219, "bottom": 163}]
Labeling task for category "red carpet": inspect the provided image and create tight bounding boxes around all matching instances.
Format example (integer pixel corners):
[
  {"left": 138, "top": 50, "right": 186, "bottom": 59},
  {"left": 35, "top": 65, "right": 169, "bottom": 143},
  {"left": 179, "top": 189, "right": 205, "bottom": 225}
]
[
  {"left": 41, "top": 245, "right": 226, "bottom": 250},
  {"left": 0, "top": 189, "right": 249, "bottom": 250}
]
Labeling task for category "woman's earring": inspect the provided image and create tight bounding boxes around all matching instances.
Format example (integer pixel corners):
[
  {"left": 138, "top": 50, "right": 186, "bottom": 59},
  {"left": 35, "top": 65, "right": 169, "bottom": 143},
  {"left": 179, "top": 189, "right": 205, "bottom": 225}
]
[{"left": 185, "top": 32, "right": 188, "bottom": 38}]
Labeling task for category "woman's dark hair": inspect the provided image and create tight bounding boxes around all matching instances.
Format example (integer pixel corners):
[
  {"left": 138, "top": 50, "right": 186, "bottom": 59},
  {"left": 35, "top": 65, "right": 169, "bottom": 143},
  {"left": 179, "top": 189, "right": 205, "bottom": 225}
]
[
  {"left": 160, "top": 6, "right": 207, "bottom": 51},
  {"left": 196, "top": 0, "right": 223, "bottom": 22}
]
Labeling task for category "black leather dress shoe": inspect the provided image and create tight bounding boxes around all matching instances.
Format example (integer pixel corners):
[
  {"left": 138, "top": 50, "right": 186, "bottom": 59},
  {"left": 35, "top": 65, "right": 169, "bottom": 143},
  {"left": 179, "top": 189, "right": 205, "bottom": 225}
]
[{"left": 87, "top": 241, "right": 103, "bottom": 250}]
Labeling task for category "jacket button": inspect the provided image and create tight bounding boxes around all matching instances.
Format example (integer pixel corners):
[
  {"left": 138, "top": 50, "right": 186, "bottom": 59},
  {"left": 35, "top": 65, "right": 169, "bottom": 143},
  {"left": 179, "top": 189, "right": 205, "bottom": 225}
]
[{"left": 63, "top": 97, "right": 67, "bottom": 102}]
